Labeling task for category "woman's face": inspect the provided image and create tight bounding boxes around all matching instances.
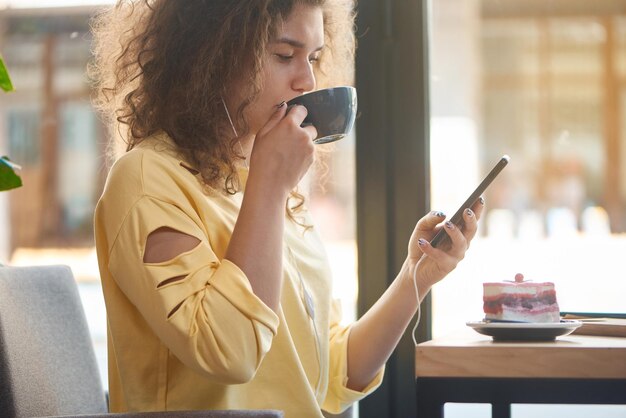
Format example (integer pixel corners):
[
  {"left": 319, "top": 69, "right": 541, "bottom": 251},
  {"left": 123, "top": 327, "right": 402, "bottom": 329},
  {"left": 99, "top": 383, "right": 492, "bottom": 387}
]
[{"left": 240, "top": 4, "right": 324, "bottom": 135}]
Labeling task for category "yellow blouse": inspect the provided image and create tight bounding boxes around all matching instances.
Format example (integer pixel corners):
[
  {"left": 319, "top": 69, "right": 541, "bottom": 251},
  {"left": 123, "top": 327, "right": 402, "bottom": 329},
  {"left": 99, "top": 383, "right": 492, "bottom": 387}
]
[{"left": 94, "top": 133, "right": 383, "bottom": 417}]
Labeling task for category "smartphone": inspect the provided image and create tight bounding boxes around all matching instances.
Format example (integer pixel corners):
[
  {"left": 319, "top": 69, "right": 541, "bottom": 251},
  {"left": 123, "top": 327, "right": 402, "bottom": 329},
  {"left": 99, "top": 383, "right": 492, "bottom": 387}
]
[{"left": 430, "top": 155, "right": 510, "bottom": 248}]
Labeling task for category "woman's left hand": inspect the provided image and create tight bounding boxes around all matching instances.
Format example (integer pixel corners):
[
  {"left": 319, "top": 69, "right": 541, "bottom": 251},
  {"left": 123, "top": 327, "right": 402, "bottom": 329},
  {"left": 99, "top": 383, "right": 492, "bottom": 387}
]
[
  {"left": 345, "top": 198, "right": 485, "bottom": 390},
  {"left": 406, "top": 198, "right": 485, "bottom": 290}
]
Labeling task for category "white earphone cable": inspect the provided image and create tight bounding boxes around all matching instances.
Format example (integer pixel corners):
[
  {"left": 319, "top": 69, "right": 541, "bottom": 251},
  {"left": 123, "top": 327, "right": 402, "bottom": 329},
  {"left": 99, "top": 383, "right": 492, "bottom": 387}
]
[
  {"left": 221, "top": 97, "right": 248, "bottom": 169},
  {"left": 411, "top": 259, "right": 422, "bottom": 347}
]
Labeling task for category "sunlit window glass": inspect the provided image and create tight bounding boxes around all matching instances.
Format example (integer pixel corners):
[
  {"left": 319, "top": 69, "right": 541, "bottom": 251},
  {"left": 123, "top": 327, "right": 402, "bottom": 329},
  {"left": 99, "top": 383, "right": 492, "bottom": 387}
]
[{"left": 430, "top": 0, "right": 626, "bottom": 339}]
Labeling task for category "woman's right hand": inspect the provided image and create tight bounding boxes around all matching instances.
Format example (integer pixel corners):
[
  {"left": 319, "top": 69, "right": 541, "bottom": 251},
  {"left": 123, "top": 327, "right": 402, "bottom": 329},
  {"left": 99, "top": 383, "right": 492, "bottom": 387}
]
[
  {"left": 248, "top": 103, "right": 317, "bottom": 194},
  {"left": 228, "top": 103, "right": 316, "bottom": 311}
]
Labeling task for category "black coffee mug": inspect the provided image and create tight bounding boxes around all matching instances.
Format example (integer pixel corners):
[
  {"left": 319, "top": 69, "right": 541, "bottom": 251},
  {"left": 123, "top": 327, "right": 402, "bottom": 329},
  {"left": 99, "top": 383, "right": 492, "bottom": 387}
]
[{"left": 286, "top": 86, "right": 357, "bottom": 144}]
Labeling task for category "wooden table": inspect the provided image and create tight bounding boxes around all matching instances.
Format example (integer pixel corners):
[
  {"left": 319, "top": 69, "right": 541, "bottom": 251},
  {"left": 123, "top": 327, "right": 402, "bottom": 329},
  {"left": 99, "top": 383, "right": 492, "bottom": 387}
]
[{"left": 414, "top": 329, "right": 626, "bottom": 418}]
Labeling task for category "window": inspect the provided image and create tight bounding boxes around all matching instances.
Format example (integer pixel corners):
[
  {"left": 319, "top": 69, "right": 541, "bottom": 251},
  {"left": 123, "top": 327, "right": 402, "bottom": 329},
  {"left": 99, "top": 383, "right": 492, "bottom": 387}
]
[
  {"left": 429, "top": 3, "right": 626, "bottom": 417},
  {"left": 308, "top": 133, "right": 359, "bottom": 327},
  {"left": 1, "top": 4, "right": 361, "bottom": 396},
  {"left": 1, "top": 8, "right": 109, "bottom": 388},
  {"left": 2, "top": 12, "right": 103, "bottom": 249},
  {"left": 430, "top": 0, "right": 626, "bottom": 335}
]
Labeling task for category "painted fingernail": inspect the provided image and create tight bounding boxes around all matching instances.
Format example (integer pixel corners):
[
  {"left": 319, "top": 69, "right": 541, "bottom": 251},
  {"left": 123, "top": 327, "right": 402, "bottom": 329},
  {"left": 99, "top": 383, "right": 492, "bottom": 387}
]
[
  {"left": 445, "top": 221, "right": 454, "bottom": 229},
  {"left": 431, "top": 211, "right": 445, "bottom": 217},
  {"left": 276, "top": 101, "right": 286, "bottom": 109},
  {"left": 418, "top": 238, "right": 428, "bottom": 246},
  {"left": 479, "top": 196, "right": 485, "bottom": 205},
  {"left": 465, "top": 208, "right": 474, "bottom": 217}
]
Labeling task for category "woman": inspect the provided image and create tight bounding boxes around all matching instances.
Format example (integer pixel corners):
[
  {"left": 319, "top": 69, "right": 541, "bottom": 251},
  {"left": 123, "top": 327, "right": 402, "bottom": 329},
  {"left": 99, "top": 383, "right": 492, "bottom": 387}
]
[{"left": 91, "top": 1, "right": 483, "bottom": 416}]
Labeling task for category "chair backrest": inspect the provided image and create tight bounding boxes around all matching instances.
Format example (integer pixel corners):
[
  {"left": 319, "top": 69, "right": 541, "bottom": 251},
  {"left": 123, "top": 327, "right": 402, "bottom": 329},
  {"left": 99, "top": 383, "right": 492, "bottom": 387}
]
[{"left": 0, "top": 265, "right": 108, "bottom": 417}]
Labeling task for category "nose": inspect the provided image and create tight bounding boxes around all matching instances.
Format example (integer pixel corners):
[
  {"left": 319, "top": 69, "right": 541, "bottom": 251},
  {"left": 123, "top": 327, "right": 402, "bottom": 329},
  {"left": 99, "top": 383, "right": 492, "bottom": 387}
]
[{"left": 292, "top": 61, "right": 316, "bottom": 94}]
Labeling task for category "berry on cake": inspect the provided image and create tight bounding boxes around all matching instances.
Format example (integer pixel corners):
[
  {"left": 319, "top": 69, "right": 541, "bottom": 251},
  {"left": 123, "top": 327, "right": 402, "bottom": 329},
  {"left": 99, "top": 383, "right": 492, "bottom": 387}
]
[{"left": 483, "top": 273, "right": 561, "bottom": 323}]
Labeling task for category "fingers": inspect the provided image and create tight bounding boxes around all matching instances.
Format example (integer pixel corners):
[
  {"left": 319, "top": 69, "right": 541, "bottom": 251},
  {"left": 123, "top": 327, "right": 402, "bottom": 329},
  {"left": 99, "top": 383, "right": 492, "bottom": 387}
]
[
  {"left": 442, "top": 220, "right": 469, "bottom": 258},
  {"left": 302, "top": 125, "right": 318, "bottom": 141},
  {"left": 461, "top": 195, "right": 485, "bottom": 243},
  {"left": 410, "top": 211, "right": 446, "bottom": 244},
  {"left": 418, "top": 198, "right": 482, "bottom": 256},
  {"left": 285, "top": 105, "right": 318, "bottom": 141},
  {"left": 431, "top": 195, "right": 485, "bottom": 248},
  {"left": 258, "top": 104, "right": 318, "bottom": 143},
  {"left": 407, "top": 211, "right": 446, "bottom": 259},
  {"left": 408, "top": 197, "right": 486, "bottom": 286},
  {"left": 416, "top": 237, "right": 461, "bottom": 272},
  {"left": 257, "top": 102, "right": 288, "bottom": 137},
  {"left": 415, "top": 210, "right": 446, "bottom": 234},
  {"left": 253, "top": 104, "right": 316, "bottom": 189},
  {"left": 416, "top": 220, "right": 468, "bottom": 276},
  {"left": 461, "top": 208, "right": 478, "bottom": 243},
  {"left": 440, "top": 205, "right": 480, "bottom": 255},
  {"left": 470, "top": 195, "right": 486, "bottom": 220}
]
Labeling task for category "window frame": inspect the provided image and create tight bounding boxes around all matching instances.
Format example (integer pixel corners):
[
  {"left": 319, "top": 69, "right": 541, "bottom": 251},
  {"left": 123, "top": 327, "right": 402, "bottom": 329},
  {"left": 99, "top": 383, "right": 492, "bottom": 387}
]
[{"left": 355, "top": 1, "right": 431, "bottom": 417}]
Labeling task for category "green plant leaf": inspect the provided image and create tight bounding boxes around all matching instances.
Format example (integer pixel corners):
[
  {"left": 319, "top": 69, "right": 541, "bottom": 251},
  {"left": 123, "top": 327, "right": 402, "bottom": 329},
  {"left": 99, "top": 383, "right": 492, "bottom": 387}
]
[
  {"left": 0, "top": 156, "right": 22, "bottom": 191},
  {"left": 0, "top": 56, "right": 14, "bottom": 93}
]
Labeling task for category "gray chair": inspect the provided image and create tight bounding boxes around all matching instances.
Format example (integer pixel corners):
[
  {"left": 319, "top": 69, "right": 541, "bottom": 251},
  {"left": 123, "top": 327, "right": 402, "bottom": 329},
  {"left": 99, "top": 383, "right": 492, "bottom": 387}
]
[{"left": 0, "top": 265, "right": 282, "bottom": 418}]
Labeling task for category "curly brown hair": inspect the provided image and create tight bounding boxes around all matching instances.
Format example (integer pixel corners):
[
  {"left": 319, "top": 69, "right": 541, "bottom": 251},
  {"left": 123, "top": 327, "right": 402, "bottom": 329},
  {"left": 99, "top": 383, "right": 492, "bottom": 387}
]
[{"left": 90, "top": 0, "right": 355, "bottom": 213}]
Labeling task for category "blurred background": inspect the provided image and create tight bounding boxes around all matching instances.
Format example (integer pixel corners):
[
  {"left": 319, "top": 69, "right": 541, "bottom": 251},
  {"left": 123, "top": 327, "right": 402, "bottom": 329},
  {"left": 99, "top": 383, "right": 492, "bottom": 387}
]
[
  {"left": 0, "top": 0, "right": 625, "bottom": 417},
  {"left": 428, "top": 0, "right": 626, "bottom": 339}
]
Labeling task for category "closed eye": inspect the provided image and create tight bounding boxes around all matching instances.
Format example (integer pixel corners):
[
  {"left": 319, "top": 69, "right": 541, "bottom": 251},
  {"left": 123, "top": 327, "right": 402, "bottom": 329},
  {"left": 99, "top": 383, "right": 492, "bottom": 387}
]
[{"left": 275, "top": 54, "right": 294, "bottom": 62}]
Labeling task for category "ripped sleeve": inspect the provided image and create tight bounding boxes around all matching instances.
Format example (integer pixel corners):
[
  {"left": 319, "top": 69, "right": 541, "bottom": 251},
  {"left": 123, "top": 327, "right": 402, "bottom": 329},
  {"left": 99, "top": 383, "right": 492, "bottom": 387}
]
[{"left": 107, "top": 196, "right": 279, "bottom": 384}]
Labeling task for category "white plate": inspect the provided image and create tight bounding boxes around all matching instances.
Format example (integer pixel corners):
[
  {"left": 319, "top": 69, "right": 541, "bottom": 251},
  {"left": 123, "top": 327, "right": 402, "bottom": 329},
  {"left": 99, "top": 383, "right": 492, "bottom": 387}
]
[{"left": 466, "top": 319, "right": 582, "bottom": 341}]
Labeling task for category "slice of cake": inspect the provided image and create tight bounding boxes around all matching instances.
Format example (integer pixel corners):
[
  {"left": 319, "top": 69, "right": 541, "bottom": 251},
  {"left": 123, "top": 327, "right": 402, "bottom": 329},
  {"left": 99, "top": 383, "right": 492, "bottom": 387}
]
[{"left": 483, "top": 273, "right": 560, "bottom": 322}]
